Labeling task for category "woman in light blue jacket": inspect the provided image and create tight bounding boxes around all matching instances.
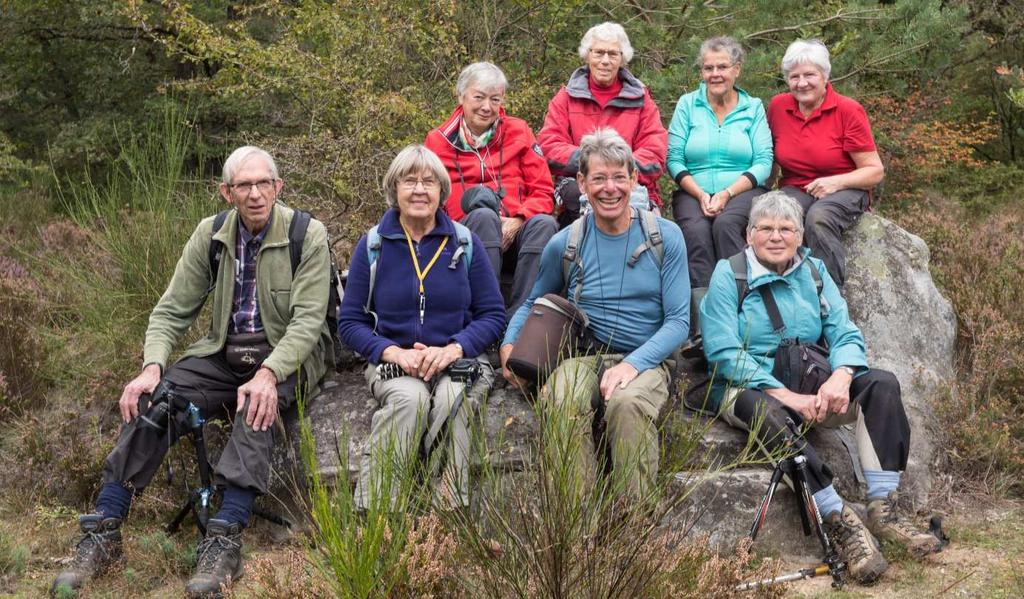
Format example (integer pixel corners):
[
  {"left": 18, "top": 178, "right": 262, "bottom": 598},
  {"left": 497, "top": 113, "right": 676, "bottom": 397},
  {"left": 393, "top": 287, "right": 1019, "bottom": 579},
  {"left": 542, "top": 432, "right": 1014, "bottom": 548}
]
[
  {"left": 699, "top": 192, "right": 942, "bottom": 585},
  {"left": 667, "top": 36, "right": 772, "bottom": 290}
]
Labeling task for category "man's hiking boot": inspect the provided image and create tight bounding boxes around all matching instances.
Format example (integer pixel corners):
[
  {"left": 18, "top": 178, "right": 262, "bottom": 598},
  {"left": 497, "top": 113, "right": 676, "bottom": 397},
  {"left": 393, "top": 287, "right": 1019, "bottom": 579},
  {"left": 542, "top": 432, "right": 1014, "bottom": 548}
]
[
  {"left": 824, "top": 505, "right": 889, "bottom": 585},
  {"left": 51, "top": 514, "right": 123, "bottom": 596},
  {"left": 867, "top": 491, "right": 944, "bottom": 557},
  {"left": 185, "top": 519, "right": 243, "bottom": 598}
]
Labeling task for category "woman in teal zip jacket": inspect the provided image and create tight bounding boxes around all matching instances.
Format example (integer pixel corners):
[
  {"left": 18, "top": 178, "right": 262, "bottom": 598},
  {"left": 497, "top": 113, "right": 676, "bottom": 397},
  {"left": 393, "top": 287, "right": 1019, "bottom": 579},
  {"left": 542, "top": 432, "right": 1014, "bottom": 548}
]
[
  {"left": 699, "top": 191, "right": 943, "bottom": 584},
  {"left": 667, "top": 36, "right": 772, "bottom": 290}
]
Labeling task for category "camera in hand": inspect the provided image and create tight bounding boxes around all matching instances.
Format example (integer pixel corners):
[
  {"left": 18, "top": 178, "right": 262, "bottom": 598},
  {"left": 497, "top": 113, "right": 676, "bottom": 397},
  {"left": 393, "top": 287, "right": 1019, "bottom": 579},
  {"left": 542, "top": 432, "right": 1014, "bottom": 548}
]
[{"left": 137, "top": 379, "right": 184, "bottom": 431}]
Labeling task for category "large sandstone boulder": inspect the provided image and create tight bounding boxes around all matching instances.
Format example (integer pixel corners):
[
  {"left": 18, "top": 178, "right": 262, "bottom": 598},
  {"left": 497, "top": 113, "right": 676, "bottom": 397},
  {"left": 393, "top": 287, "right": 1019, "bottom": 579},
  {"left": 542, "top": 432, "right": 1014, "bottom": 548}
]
[{"left": 267, "top": 212, "right": 955, "bottom": 559}]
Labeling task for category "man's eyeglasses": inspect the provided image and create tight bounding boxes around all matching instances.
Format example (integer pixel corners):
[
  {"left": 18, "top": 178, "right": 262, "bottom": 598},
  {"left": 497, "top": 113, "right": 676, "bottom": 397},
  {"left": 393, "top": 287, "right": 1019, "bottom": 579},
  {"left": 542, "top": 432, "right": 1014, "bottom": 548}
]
[
  {"left": 399, "top": 177, "right": 439, "bottom": 190},
  {"left": 753, "top": 225, "right": 799, "bottom": 238},
  {"left": 228, "top": 179, "right": 276, "bottom": 194},
  {"left": 589, "top": 49, "right": 622, "bottom": 60}
]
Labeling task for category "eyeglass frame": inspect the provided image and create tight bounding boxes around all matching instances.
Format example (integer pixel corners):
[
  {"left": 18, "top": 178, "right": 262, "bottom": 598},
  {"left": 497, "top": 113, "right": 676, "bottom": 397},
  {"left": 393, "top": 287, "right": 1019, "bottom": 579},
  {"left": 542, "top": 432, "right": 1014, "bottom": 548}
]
[{"left": 226, "top": 178, "right": 278, "bottom": 195}]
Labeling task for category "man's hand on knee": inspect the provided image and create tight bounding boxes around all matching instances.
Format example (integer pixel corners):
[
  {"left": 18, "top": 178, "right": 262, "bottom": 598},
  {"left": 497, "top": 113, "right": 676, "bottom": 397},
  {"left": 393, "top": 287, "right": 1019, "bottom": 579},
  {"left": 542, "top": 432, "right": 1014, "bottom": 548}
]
[
  {"left": 119, "top": 363, "right": 162, "bottom": 423},
  {"left": 600, "top": 362, "right": 639, "bottom": 402},
  {"left": 237, "top": 367, "right": 279, "bottom": 432}
]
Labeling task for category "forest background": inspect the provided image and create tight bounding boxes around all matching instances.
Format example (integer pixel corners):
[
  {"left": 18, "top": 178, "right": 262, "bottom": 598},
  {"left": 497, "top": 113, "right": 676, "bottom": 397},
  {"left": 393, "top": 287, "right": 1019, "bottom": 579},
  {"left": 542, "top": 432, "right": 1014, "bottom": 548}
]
[{"left": 1, "top": 0, "right": 1023, "bottom": 596}]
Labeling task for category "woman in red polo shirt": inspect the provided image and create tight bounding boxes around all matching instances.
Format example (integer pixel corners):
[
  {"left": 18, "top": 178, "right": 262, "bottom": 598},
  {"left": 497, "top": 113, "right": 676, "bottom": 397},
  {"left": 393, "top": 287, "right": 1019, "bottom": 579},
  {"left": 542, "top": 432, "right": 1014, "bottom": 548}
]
[{"left": 766, "top": 39, "right": 884, "bottom": 287}]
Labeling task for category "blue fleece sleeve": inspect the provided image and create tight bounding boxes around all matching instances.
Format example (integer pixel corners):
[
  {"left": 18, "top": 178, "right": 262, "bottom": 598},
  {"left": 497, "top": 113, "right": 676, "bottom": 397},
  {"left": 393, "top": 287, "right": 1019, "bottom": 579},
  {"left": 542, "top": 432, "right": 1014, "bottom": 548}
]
[
  {"left": 747, "top": 100, "right": 774, "bottom": 185},
  {"left": 814, "top": 259, "right": 868, "bottom": 371},
  {"left": 623, "top": 220, "right": 690, "bottom": 373},
  {"left": 337, "top": 235, "right": 399, "bottom": 364},
  {"left": 666, "top": 93, "right": 693, "bottom": 181},
  {"left": 503, "top": 231, "right": 567, "bottom": 346},
  {"left": 701, "top": 260, "right": 785, "bottom": 390},
  {"left": 451, "top": 235, "right": 507, "bottom": 357}
]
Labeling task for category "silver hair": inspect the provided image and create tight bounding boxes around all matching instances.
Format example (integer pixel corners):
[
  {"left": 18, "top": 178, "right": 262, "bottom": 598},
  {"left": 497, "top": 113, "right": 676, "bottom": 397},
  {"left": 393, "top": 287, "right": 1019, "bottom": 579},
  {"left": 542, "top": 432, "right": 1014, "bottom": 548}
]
[
  {"left": 456, "top": 62, "right": 508, "bottom": 97},
  {"left": 696, "top": 36, "right": 745, "bottom": 68},
  {"left": 578, "top": 22, "right": 634, "bottom": 64},
  {"left": 781, "top": 39, "right": 831, "bottom": 79},
  {"left": 381, "top": 144, "right": 451, "bottom": 209},
  {"left": 578, "top": 127, "right": 634, "bottom": 176},
  {"left": 747, "top": 191, "right": 805, "bottom": 235},
  {"left": 222, "top": 145, "right": 278, "bottom": 184}
]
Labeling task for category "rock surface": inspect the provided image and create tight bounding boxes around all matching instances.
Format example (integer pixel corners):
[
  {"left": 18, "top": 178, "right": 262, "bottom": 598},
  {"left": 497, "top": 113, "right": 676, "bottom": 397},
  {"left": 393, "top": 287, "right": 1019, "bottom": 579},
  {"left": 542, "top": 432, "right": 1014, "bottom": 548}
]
[{"left": 267, "top": 212, "right": 955, "bottom": 559}]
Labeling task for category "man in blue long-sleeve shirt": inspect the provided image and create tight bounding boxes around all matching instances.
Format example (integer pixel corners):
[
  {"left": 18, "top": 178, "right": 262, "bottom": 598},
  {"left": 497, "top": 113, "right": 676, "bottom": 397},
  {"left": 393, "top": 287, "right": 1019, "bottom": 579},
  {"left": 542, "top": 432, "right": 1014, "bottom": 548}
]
[{"left": 500, "top": 128, "right": 690, "bottom": 495}]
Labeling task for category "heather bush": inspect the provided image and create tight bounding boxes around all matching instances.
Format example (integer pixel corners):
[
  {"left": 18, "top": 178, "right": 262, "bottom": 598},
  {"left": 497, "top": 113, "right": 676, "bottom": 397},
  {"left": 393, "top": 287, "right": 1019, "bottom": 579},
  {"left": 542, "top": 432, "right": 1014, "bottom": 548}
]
[
  {"left": 887, "top": 196, "right": 1024, "bottom": 494},
  {"left": 0, "top": 255, "right": 46, "bottom": 419}
]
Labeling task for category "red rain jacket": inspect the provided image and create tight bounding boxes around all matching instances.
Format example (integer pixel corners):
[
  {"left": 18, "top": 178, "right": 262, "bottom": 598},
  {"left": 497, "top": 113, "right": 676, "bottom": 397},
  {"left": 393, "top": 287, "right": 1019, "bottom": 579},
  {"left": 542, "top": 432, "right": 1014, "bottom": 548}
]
[
  {"left": 538, "top": 67, "right": 667, "bottom": 205},
  {"left": 425, "top": 106, "right": 554, "bottom": 221}
]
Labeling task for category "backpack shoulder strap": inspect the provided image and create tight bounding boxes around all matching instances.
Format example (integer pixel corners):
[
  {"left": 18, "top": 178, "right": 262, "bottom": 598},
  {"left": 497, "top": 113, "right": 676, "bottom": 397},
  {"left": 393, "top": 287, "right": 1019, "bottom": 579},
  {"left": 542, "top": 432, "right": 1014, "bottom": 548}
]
[
  {"left": 363, "top": 225, "right": 382, "bottom": 331},
  {"left": 628, "top": 208, "right": 664, "bottom": 268},
  {"left": 804, "top": 258, "right": 827, "bottom": 317},
  {"left": 448, "top": 221, "right": 474, "bottom": 271},
  {"left": 207, "top": 209, "right": 231, "bottom": 281},
  {"left": 561, "top": 213, "right": 588, "bottom": 302},
  {"left": 727, "top": 251, "right": 750, "bottom": 309},
  {"left": 287, "top": 209, "right": 312, "bottom": 276}
]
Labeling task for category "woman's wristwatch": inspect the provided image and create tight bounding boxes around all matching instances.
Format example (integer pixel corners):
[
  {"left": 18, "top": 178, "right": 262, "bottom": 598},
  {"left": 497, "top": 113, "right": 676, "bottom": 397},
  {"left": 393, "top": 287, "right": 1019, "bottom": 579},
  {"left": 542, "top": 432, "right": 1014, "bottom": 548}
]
[{"left": 839, "top": 365, "right": 856, "bottom": 376}]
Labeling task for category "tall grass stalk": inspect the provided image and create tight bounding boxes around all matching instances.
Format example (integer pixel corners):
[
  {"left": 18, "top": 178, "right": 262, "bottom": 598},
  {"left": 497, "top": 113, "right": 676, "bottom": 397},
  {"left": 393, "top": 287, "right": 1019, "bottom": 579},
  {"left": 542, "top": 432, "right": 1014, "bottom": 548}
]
[{"left": 42, "top": 105, "right": 218, "bottom": 381}]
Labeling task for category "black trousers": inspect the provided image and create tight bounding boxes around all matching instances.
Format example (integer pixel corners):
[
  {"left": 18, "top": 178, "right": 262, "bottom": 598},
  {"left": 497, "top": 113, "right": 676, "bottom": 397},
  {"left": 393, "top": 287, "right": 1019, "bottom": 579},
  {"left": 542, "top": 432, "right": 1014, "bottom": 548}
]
[
  {"left": 101, "top": 353, "right": 301, "bottom": 495},
  {"left": 671, "top": 187, "right": 766, "bottom": 288},
  {"left": 781, "top": 186, "right": 868, "bottom": 288},
  {"left": 720, "top": 369, "right": 910, "bottom": 494}
]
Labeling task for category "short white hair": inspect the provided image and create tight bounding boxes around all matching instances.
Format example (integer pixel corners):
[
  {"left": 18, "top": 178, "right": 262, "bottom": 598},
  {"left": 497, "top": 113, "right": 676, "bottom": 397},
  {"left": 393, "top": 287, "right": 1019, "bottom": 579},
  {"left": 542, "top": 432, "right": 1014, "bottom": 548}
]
[
  {"left": 221, "top": 146, "right": 278, "bottom": 184},
  {"left": 382, "top": 145, "right": 451, "bottom": 209},
  {"left": 456, "top": 62, "right": 508, "bottom": 97},
  {"left": 781, "top": 39, "right": 831, "bottom": 79},
  {"left": 578, "top": 22, "right": 634, "bottom": 64},
  {"left": 747, "top": 191, "right": 805, "bottom": 235}
]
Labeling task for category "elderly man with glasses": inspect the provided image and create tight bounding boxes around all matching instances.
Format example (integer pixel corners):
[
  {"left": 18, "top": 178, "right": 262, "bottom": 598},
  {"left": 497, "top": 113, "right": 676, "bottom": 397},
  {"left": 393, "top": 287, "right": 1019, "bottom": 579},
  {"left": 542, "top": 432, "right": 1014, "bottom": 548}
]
[{"left": 52, "top": 145, "right": 334, "bottom": 598}]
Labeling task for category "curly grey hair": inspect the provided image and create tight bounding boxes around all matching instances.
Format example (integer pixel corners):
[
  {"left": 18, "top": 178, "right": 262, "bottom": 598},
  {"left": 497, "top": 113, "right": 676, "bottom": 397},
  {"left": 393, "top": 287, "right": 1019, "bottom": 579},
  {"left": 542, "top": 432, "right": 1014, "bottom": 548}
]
[
  {"left": 781, "top": 39, "right": 831, "bottom": 79},
  {"left": 578, "top": 22, "right": 634, "bottom": 64},
  {"left": 695, "top": 36, "right": 745, "bottom": 69}
]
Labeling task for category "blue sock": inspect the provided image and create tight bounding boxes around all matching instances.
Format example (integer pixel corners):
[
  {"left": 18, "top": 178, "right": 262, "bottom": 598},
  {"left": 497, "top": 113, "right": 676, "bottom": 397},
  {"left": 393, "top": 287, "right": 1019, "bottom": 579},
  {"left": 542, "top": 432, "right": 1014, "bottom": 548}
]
[
  {"left": 95, "top": 482, "right": 133, "bottom": 520},
  {"left": 865, "top": 470, "right": 900, "bottom": 501},
  {"left": 214, "top": 486, "right": 256, "bottom": 527},
  {"left": 812, "top": 484, "right": 845, "bottom": 517}
]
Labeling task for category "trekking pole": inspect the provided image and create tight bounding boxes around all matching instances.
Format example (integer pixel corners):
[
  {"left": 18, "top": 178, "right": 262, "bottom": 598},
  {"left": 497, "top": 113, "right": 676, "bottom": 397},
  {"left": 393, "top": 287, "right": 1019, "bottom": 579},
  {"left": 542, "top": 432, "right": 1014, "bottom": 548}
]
[{"left": 735, "top": 563, "right": 831, "bottom": 591}]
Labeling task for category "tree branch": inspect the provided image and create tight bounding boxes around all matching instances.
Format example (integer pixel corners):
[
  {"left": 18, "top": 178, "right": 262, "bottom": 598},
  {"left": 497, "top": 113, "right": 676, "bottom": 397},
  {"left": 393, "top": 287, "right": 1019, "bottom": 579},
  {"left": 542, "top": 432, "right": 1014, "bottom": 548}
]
[{"left": 743, "top": 8, "right": 889, "bottom": 40}]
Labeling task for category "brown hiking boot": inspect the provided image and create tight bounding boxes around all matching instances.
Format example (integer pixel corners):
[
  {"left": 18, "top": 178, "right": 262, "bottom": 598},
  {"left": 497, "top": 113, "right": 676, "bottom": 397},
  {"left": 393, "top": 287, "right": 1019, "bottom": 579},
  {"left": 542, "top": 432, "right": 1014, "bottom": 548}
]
[
  {"left": 867, "top": 492, "right": 943, "bottom": 557},
  {"left": 824, "top": 505, "right": 889, "bottom": 585},
  {"left": 51, "top": 514, "right": 124, "bottom": 596},
  {"left": 184, "top": 519, "right": 243, "bottom": 598}
]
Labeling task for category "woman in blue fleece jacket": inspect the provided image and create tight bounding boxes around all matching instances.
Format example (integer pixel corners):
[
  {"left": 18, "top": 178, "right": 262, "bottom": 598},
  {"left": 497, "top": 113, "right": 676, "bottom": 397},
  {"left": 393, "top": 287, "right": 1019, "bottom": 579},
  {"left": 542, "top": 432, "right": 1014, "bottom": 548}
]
[
  {"left": 338, "top": 144, "right": 505, "bottom": 510},
  {"left": 667, "top": 36, "right": 772, "bottom": 290}
]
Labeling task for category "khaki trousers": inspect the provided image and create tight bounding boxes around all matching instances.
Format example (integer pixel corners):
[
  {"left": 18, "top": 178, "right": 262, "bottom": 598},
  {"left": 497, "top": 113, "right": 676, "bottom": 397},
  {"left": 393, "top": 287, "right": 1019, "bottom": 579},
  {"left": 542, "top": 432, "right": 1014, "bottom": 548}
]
[
  {"left": 541, "top": 354, "right": 672, "bottom": 496},
  {"left": 354, "top": 358, "right": 494, "bottom": 510}
]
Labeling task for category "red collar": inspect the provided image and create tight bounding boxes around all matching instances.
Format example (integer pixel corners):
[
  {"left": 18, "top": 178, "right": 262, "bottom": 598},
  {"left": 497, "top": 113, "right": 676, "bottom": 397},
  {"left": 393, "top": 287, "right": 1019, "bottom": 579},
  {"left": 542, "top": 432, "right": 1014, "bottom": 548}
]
[{"left": 784, "top": 82, "right": 838, "bottom": 121}]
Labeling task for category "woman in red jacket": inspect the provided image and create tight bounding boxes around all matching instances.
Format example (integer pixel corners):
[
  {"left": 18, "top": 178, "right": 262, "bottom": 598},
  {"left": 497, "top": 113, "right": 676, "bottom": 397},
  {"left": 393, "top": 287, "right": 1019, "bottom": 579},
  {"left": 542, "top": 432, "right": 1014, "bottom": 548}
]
[
  {"left": 538, "top": 22, "right": 667, "bottom": 228},
  {"left": 425, "top": 61, "right": 556, "bottom": 318}
]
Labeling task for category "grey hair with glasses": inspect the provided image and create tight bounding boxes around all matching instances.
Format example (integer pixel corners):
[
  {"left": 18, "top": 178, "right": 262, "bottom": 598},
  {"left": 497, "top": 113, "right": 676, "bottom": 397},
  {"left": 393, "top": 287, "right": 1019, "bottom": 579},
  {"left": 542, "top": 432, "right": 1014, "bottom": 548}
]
[
  {"left": 456, "top": 62, "right": 508, "bottom": 97},
  {"left": 578, "top": 22, "right": 634, "bottom": 64},
  {"left": 695, "top": 36, "right": 745, "bottom": 69},
  {"left": 577, "top": 127, "right": 635, "bottom": 177},
  {"left": 781, "top": 39, "right": 831, "bottom": 79},
  {"left": 381, "top": 145, "right": 452, "bottom": 209},
  {"left": 747, "top": 191, "right": 805, "bottom": 235},
  {"left": 222, "top": 145, "right": 278, "bottom": 185}
]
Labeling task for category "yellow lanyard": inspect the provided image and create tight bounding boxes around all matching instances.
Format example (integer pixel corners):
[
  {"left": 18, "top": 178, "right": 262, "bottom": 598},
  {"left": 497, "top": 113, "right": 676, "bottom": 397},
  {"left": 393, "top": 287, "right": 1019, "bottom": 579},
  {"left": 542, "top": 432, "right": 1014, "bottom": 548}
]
[{"left": 401, "top": 223, "right": 448, "bottom": 324}]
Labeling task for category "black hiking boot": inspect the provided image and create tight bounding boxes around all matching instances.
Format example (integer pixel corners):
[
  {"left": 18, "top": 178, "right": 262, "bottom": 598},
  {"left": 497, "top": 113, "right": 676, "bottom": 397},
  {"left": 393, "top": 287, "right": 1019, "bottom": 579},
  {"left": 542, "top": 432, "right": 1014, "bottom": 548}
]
[
  {"left": 824, "top": 505, "right": 889, "bottom": 585},
  {"left": 51, "top": 514, "right": 123, "bottom": 596},
  {"left": 184, "top": 519, "right": 243, "bottom": 598}
]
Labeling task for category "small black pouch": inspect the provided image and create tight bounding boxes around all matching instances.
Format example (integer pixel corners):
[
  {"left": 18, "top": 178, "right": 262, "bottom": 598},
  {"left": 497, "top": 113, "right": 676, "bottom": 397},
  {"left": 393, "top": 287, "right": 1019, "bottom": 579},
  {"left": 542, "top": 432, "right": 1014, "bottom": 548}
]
[
  {"left": 460, "top": 184, "right": 502, "bottom": 215},
  {"left": 225, "top": 332, "right": 272, "bottom": 374},
  {"left": 758, "top": 285, "right": 833, "bottom": 395}
]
